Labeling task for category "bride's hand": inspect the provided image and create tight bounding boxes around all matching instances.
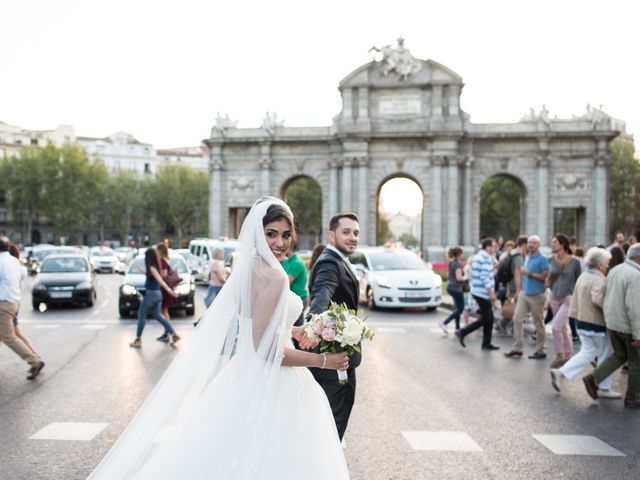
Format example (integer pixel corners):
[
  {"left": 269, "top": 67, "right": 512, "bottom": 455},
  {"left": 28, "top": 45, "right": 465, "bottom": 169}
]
[
  {"left": 323, "top": 352, "right": 349, "bottom": 371},
  {"left": 293, "top": 327, "right": 320, "bottom": 350}
]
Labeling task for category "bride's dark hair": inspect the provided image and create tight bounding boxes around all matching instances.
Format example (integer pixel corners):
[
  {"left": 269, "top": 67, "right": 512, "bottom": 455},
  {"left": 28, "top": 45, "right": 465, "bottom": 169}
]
[{"left": 262, "top": 204, "right": 297, "bottom": 241}]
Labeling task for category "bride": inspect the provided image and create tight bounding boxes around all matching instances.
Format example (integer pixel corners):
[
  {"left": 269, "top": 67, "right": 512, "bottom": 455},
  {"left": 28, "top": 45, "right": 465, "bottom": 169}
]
[{"left": 88, "top": 197, "right": 351, "bottom": 479}]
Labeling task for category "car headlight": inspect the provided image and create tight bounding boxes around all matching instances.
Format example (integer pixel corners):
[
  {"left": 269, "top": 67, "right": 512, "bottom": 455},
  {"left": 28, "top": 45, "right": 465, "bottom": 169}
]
[
  {"left": 76, "top": 281, "right": 92, "bottom": 290},
  {"left": 175, "top": 283, "right": 191, "bottom": 295},
  {"left": 121, "top": 284, "right": 138, "bottom": 296},
  {"left": 375, "top": 276, "right": 392, "bottom": 289},
  {"left": 33, "top": 283, "right": 47, "bottom": 291}
]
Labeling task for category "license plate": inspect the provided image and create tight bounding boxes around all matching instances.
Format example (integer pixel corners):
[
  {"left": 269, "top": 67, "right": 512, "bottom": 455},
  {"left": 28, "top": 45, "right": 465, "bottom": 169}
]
[
  {"left": 405, "top": 290, "right": 427, "bottom": 298},
  {"left": 50, "top": 291, "right": 73, "bottom": 299}
]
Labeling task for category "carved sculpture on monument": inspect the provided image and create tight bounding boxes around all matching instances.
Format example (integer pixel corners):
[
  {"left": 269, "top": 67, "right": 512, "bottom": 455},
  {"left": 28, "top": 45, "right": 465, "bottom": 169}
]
[
  {"left": 369, "top": 37, "right": 422, "bottom": 80},
  {"left": 211, "top": 112, "right": 237, "bottom": 136},
  {"left": 261, "top": 112, "right": 285, "bottom": 136}
]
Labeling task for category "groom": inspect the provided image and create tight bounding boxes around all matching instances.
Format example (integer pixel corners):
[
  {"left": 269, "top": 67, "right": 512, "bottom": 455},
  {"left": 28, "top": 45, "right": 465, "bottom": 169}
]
[{"left": 307, "top": 212, "right": 361, "bottom": 440}]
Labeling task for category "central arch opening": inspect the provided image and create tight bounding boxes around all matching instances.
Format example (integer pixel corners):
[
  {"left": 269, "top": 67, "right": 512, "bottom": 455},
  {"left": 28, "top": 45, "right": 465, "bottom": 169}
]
[
  {"left": 479, "top": 174, "right": 526, "bottom": 241},
  {"left": 377, "top": 176, "right": 423, "bottom": 249},
  {"left": 281, "top": 175, "right": 322, "bottom": 250}
]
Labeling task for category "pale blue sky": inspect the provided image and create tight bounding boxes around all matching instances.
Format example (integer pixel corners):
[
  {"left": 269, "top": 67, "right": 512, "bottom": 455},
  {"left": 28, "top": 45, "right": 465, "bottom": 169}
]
[{"left": 3, "top": 0, "right": 638, "bottom": 151}]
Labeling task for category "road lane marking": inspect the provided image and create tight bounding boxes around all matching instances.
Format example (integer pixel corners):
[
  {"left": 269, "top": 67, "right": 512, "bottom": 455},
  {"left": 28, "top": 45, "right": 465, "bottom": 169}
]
[
  {"left": 79, "top": 324, "right": 108, "bottom": 330},
  {"left": 100, "top": 300, "right": 108, "bottom": 309},
  {"left": 429, "top": 327, "right": 446, "bottom": 334},
  {"left": 32, "top": 324, "right": 62, "bottom": 330},
  {"left": 532, "top": 435, "right": 625, "bottom": 456},
  {"left": 30, "top": 422, "right": 109, "bottom": 441},
  {"left": 401, "top": 431, "right": 483, "bottom": 452}
]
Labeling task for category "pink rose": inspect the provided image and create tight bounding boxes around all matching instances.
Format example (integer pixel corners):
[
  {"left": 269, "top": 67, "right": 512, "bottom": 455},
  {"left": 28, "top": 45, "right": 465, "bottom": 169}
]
[
  {"left": 321, "top": 328, "right": 336, "bottom": 342},
  {"left": 313, "top": 322, "right": 324, "bottom": 335}
]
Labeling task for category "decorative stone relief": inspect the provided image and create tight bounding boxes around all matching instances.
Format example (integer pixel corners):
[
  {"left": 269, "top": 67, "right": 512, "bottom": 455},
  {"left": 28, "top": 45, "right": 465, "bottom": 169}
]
[
  {"left": 554, "top": 173, "right": 589, "bottom": 191},
  {"left": 228, "top": 176, "right": 257, "bottom": 192},
  {"left": 369, "top": 37, "right": 421, "bottom": 80}
]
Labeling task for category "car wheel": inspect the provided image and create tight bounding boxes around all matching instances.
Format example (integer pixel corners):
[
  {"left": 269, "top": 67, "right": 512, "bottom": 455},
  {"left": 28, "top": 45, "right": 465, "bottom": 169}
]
[
  {"left": 366, "top": 288, "right": 378, "bottom": 311},
  {"left": 87, "top": 292, "right": 98, "bottom": 307},
  {"left": 32, "top": 300, "right": 40, "bottom": 310},
  {"left": 426, "top": 306, "right": 438, "bottom": 312},
  {"left": 119, "top": 307, "right": 129, "bottom": 318},
  {"left": 186, "top": 306, "right": 195, "bottom": 316}
]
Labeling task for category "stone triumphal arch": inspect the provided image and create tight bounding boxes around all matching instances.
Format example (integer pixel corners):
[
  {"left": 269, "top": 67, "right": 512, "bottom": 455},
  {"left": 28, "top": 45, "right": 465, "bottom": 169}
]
[{"left": 206, "top": 39, "right": 624, "bottom": 259}]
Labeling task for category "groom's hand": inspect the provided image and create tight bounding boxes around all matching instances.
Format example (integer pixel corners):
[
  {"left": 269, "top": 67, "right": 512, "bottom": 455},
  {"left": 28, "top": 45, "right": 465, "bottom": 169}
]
[{"left": 298, "top": 330, "right": 320, "bottom": 350}]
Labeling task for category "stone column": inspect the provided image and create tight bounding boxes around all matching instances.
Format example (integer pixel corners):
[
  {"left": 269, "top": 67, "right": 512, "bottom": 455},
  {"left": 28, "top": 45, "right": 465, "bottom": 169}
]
[
  {"left": 208, "top": 144, "right": 224, "bottom": 238},
  {"left": 430, "top": 156, "right": 444, "bottom": 245},
  {"left": 432, "top": 85, "right": 443, "bottom": 117},
  {"left": 328, "top": 159, "right": 339, "bottom": 217},
  {"left": 259, "top": 142, "right": 272, "bottom": 196},
  {"left": 357, "top": 88, "right": 369, "bottom": 123},
  {"left": 462, "top": 156, "right": 473, "bottom": 245},
  {"left": 536, "top": 154, "right": 550, "bottom": 242},
  {"left": 448, "top": 85, "right": 459, "bottom": 116},
  {"left": 593, "top": 153, "right": 608, "bottom": 245},
  {"left": 357, "top": 156, "right": 370, "bottom": 245},
  {"left": 341, "top": 157, "right": 353, "bottom": 212},
  {"left": 342, "top": 89, "right": 353, "bottom": 122},
  {"left": 447, "top": 157, "right": 460, "bottom": 245}
]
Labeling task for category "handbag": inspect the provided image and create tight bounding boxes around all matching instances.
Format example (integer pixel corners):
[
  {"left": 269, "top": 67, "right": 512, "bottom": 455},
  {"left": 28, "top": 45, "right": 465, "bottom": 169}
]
[
  {"left": 501, "top": 296, "right": 516, "bottom": 321},
  {"left": 165, "top": 268, "right": 182, "bottom": 288}
]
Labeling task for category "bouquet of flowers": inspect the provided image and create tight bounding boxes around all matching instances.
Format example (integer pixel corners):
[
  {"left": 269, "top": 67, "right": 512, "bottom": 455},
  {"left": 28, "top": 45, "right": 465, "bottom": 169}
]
[{"left": 304, "top": 302, "right": 375, "bottom": 384}]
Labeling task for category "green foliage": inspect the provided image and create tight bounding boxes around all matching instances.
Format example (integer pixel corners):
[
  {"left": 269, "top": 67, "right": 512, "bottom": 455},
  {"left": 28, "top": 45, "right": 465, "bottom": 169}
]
[
  {"left": 480, "top": 175, "right": 522, "bottom": 240},
  {"left": 1, "top": 144, "right": 209, "bottom": 245},
  {"left": 398, "top": 233, "right": 419, "bottom": 247},
  {"left": 608, "top": 137, "right": 639, "bottom": 238},
  {"left": 377, "top": 211, "right": 391, "bottom": 245},
  {"left": 154, "top": 164, "right": 209, "bottom": 244},
  {"left": 284, "top": 177, "right": 322, "bottom": 236}
]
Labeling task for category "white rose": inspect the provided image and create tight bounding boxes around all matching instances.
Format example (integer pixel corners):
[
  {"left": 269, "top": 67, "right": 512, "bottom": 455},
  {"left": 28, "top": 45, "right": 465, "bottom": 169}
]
[{"left": 342, "top": 319, "right": 364, "bottom": 346}]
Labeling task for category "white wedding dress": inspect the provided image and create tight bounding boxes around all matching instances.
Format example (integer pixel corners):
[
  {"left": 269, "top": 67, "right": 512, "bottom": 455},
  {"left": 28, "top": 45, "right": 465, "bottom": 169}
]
[{"left": 88, "top": 197, "right": 350, "bottom": 480}]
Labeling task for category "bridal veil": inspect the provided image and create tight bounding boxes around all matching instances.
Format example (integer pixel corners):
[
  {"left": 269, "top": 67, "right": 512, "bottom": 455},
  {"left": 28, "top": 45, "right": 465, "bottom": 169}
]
[{"left": 88, "top": 197, "right": 299, "bottom": 479}]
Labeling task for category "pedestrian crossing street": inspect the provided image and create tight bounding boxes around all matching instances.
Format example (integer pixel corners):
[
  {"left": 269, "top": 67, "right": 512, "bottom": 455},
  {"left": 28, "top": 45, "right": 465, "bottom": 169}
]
[{"left": 28, "top": 421, "right": 626, "bottom": 457}]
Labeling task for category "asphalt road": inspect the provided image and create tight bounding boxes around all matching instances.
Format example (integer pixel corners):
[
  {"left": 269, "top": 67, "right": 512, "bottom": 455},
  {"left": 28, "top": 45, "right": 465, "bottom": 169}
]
[{"left": 1, "top": 274, "right": 638, "bottom": 480}]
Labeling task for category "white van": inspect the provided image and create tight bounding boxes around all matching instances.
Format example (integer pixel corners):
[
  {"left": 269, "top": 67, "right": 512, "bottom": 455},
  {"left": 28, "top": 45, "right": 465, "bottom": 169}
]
[{"left": 188, "top": 238, "right": 241, "bottom": 283}]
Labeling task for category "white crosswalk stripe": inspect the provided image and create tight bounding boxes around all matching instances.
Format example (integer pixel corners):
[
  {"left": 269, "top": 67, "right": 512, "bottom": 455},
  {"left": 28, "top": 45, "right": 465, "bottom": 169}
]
[
  {"left": 30, "top": 422, "right": 109, "bottom": 441},
  {"left": 532, "top": 434, "right": 625, "bottom": 456},
  {"left": 402, "top": 431, "right": 483, "bottom": 452}
]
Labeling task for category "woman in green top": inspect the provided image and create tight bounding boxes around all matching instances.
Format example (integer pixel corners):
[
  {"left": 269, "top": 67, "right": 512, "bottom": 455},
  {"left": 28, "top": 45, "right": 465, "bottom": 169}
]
[{"left": 283, "top": 239, "right": 309, "bottom": 325}]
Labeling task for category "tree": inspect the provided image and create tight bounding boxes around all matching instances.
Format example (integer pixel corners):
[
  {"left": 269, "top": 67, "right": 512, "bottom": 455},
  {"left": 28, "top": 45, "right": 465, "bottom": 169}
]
[
  {"left": 0, "top": 143, "right": 59, "bottom": 244},
  {"left": 608, "top": 137, "right": 639, "bottom": 239},
  {"left": 377, "top": 211, "right": 391, "bottom": 245},
  {"left": 154, "top": 164, "right": 208, "bottom": 245},
  {"left": 284, "top": 177, "right": 322, "bottom": 242},
  {"left": 44, "top": 144, "right": 108, "bottom": 243},
  {"left": 480, "top": 176, "right": 522, "bottom": 241},
  {"left": 399, "top": 233, "right": 419, "bottom": 248}
]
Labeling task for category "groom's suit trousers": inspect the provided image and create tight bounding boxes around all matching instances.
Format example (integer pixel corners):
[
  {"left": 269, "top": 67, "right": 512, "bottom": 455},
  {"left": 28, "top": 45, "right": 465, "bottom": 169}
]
[{"left": 310, "top": 367, "right": 356, "bottom": 440}]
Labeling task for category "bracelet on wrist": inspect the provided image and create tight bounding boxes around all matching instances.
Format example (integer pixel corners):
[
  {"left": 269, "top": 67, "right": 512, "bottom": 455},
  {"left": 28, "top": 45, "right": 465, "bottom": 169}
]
[{"left": 321, "top": 352, "right": 327, "bottom": 369}]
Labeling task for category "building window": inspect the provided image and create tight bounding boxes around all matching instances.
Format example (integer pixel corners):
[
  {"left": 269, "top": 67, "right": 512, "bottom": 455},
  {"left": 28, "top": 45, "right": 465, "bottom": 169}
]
[
  {"left": 15, "top": 139, "right": 22, "bottom": 145},
  {"left": 144, "top": 163, "right": 151, "bottom": 174},
  {"left": 31, "top": 138, "right": 38, "bottom": 146}
]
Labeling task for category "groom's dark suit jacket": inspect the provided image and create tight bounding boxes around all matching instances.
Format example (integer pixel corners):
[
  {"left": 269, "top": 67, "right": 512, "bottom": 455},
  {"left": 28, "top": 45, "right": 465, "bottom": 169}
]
[{"left": 307, "top": 247, "right": 362, "bottom": 378}]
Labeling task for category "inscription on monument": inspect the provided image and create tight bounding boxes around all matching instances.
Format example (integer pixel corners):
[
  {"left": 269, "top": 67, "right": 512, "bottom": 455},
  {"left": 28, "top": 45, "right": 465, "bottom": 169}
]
[{"left": 378, "top": 94, "right": 422, "bottom": 116}]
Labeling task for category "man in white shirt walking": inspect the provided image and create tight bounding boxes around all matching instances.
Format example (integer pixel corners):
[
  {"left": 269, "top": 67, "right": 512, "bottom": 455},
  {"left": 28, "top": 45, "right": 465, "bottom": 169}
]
[{"left": 0, "top": 236, "right": 45, "bottom": 379}]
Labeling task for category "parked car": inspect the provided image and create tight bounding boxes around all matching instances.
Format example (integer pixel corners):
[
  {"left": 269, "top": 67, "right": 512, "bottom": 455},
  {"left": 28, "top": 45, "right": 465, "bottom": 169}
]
[
  {"left": 118, "top": 254, "right": 196, "bottom": 317},
  {"left": 90, "top": 246, "right": 121, "bottom": 273},
  {"left": 31, "top": 254, "right": 97, "bottom": 309},
  {"left": 187, "top": 238, "right": 241, "bottom": 283},
  {"left": 350, "top": 247, "right": 442, "bottom": 311}
]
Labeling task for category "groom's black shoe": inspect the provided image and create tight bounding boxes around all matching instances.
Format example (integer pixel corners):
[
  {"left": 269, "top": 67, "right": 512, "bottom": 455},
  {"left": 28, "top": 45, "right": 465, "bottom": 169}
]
[
  {"left": 481, "top": 344, "right": 500, "bottom": 351},
  {"left": 455, "top": 331, "right": 466, "bottom": 348}
]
